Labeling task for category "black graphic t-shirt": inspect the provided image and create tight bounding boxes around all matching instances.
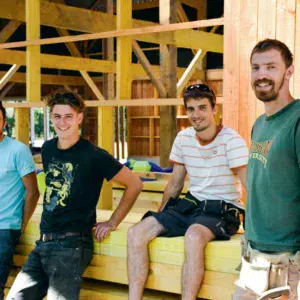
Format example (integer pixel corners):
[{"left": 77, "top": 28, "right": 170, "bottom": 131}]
[{"left": 40, "top": 137, "right": 123, "bottom": 234}]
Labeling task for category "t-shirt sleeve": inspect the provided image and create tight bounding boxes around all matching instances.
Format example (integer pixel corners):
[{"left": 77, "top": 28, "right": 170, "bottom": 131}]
[
  {"left": 15, "top": 145, "right": 36, "bottom": 177},
  {"left": 226, "top": 134, "right": 249, "bottom": 169},
  {"left": 96, "top": 149, "right": 123, "bottom": 181},
  {"left": 169, "top": 134, "right": 184, "bottom": 164}
]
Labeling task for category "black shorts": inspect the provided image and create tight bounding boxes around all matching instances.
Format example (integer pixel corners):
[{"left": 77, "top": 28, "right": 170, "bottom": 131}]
[{"left": 143, "top": 193, "right": 244, "bottom": 240}]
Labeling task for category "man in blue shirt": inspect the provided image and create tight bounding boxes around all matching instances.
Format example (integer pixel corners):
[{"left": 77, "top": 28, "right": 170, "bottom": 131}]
[{"left": 0, "top": 103, "right": 39, "bottom": 300}]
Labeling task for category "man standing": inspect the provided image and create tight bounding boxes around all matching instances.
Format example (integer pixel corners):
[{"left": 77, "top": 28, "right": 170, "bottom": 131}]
[
  {"left": 234, "top": 39, "right": 300, "bottom": 299},
  {"left": 127, "top": 84, "right": 249, "bottom": 300},
  {"left": 0, "top": 103, "right": 39, "bottom": 300},
  {"left": 8, "top": 91, "right": 143, "bottom": 300}
]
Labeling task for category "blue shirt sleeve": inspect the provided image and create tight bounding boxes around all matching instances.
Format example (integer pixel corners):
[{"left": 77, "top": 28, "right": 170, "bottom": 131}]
[{"left": 15, "top": 145, "right": 36, "bottom": 178}]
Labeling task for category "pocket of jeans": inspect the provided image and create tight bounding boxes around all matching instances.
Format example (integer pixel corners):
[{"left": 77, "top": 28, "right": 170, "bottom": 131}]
[{"left": 79, "top": 248, "right": 93, "bottom": 274}]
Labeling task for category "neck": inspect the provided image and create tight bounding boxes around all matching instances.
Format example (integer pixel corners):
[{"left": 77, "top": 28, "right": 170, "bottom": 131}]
[
  {"left": 57, "top": 134, "right": 80, "bottom": 150},
  {"left": 196, "top": 123, "right": 218, "bottom": 142},
  {"left": 264, "top": 92, "right": 294, "bottom": 117},
  {"left": 0, "top": 132, "right": 4, "bottom": 143}
]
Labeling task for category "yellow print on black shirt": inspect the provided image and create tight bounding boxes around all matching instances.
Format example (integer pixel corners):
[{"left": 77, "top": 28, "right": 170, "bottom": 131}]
[
  {"left": 45, "top": 161, "right": 75, "bottom": 211},
  {"left": 249, "top": 138, "right": 275, "bottom": 167}
]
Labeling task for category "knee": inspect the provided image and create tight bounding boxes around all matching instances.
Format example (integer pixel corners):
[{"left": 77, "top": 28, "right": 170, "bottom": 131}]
[
  {"left": 127, "top": 223, "right": 148, "bottom": 248},
  {"left": 184, "top": 226, "right": 212, "bottom": 249}
]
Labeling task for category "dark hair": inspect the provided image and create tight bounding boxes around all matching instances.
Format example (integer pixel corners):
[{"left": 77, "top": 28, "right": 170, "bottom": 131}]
[
  {"left": 0, "top": 102, "right": 6, "bottom": 120},
  {"left": 183, "top": 84, "right": 216, "bottom": 109},
  {"left": 45, "top": 90, "right": 85, "bottom": 113},
  {"left": 251, "top": 39, "right": 293, "bottom": 68}
]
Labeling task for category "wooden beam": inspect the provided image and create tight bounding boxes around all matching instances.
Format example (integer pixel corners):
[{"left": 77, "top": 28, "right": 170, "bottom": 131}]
[
  {"left": 0, "top": 71, "right": 85, "bottom": 85},
  {"left": 2, "top": 97, "right": 223, "bottom": 108},
  {"left": 56, "top": 27, "right": 104, "bottom": 100},
  {"left": 0, "top": 20, "right": 22, "bottom": 43},
  {"left": 159, "top": 0, "right": 178, "bottom": 167},
  {"left": 26, "top": 0, "right": 40, "bottom": 102},
  {"left": 0, "top": 64, "right": 19, "bottom": 91},
  {"left": 294, "top": 0, "right": 300, "bottom": 99},
  {"left": 116, "top": 0, "right": 132, "bottom": 162},
  {"left": 0, "top": 82, "right": 15, "bottom": 100},
  {"left": 0, "top": 49, "right": 205, "bottom": 80},
  {"left": 132, "top": 40, "right": 167, "bottom": 98},
  {"left": 0, "top": 0, "right": 223, "bottom": 51},
  {"left": 176, "top": 50, "right": 205, "bottom": 96},
  {"left": 98, "top": 0, "right": 114, "bottom": 210},
  {"left": 0, "top": 17, "right": 224, "bottom": 52}
]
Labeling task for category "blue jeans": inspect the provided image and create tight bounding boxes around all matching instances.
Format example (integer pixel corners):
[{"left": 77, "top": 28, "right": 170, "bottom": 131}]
[
  {"left": 0, "top": 229, "right": 21, "bottom": 300},
  {"left": 7, "top": 234, "right": 93, "bottom": 300}
]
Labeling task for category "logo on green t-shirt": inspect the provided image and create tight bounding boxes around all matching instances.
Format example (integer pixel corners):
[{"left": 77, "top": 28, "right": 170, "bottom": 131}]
[{"left": 249, "top": 138, "right": 275, "bottom": 167}]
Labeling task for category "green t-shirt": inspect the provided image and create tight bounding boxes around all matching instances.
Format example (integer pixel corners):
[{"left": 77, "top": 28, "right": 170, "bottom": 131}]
[{"left": 245, "top": 100, "right": 300, "bottom": 252}]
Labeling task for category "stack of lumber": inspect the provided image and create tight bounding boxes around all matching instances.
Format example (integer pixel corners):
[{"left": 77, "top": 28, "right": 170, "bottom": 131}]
[{"left": 7, "top": 208, "right": 241, "bottom": 300}]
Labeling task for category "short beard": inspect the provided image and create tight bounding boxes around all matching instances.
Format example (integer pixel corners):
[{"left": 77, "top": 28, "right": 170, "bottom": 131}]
[
  {"left": 254, "top": 76, "right": 284, "bottom": 102},
  {"left": 193, "top": 124, "right": 209, "bottom": 132}
]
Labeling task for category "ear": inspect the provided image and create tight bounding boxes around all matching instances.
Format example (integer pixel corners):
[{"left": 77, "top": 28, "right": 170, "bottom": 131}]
[
  {"left": 285, "top": 65, "right": 294, "bottom": 80},
  {"left": 212, "top": 104, "right": 218, "bottom": 116},
  {"left": 77, "top": 112, "right": 83, "bottom": 125}
]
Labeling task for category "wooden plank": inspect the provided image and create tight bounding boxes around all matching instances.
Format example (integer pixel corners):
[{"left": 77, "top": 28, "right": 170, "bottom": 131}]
[
  {"left": 132, "top": 40, "right": 167, "bottom": 98},
  {"left": 0, "top": 71, "right": 85, "bottom": 85},
  {"left": 159, "top": 0, "right": 178, "bottom": 167},
  {"left": 256, "top": 0, "right": 276, "bottom": 118},
  {"left": 295, "top": 0, "right": 300, "bottom": 99},
  {"left": 0, "top": 64, "right": 19, "bottom": 91},
  {"left": 276, "top": 0, "right": 296, "bottom": 93},
  {"left": 2, "top": 97, "right": 223, "bottom": 108},
  {"left": 176, "top": 50, "right": 204, "bottom": 96},
  {"left": 97, "top": 0, "right": 114, "bottom": 210},
  {"left": 0, "top": 18, "right": 224, "bottom": 51},
  {"left": 223, "top": 0, "right": 241, "bottom": 131},
  {"left": 0, "top": 0, "right": 224, "bottom": 52},
  {"left": 238, "top": 0, "right": 258, "bottom": 146},
  {"left": 0, "top": 49, "right": 205, "bottom": 80},
  {"left": 0, "top": 20, "right": 22, "bottom": 43},
  {"left": 15, "top": 108, "right": 29, "bottom": 145}
]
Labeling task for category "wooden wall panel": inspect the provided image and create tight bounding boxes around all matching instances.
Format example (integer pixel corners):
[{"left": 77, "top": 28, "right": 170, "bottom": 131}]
[{"left": 224, "top": 0, "right": 299, "bottom": 145}]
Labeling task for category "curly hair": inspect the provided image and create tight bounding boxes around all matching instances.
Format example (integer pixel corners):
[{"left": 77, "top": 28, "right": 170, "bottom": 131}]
[{"left": 45, "top": 90, "right": 85, "bottom": 113}]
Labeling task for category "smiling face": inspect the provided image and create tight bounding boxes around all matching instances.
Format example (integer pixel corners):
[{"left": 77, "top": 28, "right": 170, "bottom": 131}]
[
  {"left": 251, "top": 49, "right": 293, "bottom": 102},
  {"left": 185, "top": 98, "right": 217, "bottom": 132},
  {"left": 50, "top": 105, "right": 83, "bottom": 141}
]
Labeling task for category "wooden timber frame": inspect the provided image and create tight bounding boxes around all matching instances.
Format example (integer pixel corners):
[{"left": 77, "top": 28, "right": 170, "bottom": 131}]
[{"left": 1, "top": 0, "right": 300, "bottom": 208}]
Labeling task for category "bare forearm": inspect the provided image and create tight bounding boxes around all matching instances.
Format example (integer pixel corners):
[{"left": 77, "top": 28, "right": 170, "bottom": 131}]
[
  {"left": 109, "top": 183, "right": 142, "bottom": 228},
  {"left": 22, "top": 191, "right": 40, "bottom": 231},
  {"left": 159, "top": 181, "right": 183, "bottom": 211}
]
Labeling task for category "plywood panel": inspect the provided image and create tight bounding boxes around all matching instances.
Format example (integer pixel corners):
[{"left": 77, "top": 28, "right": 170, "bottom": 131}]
[{"left": 256, "top": 0, "right": 277, "bottom": 117}]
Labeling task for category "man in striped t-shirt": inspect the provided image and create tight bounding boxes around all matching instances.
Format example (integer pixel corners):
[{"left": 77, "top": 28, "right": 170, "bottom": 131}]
[{"left": 127, "top": 84, "right": 248, "bottom": 300}]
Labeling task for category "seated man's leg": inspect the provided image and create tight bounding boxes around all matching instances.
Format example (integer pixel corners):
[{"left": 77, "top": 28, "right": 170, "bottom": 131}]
[
  {"left": 6, "top": 245, "right": 48, "bottom": 300},
  {"left": 44, "top": 236, "right": 93, "bottom": 300},
  {"left": 127, "top": 216, "right": 165, "bottom": 300},
  {"left": 0, "top": 229, "right": 21, "bottom": 300},
  {"left": 182, "top": 224, "right": 215, "bottom": 300}
]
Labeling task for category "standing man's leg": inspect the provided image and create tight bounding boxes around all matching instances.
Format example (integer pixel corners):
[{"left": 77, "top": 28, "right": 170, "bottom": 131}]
[
  {"left": 182, "top": 224, "right": 215, "bottom": 300},
  {"left": 127, "top": 217, "right": 165, "bottom": 300},
  {"left": 0, "top": 230, "right": 21, "bottom": 300},
  {"left": 6, "top": 244, "right": 48, "bottom": 300}
]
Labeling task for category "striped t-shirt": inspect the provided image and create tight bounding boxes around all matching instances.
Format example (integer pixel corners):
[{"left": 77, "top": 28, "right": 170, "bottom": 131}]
[{"left": 169, "top": 126, "right": 249, "bottom": 208}]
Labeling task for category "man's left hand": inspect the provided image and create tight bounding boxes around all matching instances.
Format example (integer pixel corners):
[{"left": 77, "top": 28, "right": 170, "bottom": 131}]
[{"left": 94, "top": 221, "right": 116, "bottom": 242}]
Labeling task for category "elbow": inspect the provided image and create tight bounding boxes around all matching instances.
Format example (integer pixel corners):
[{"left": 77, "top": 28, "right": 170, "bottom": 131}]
[{"left": 136, "top": 177, "right": 143, "bottom": 192}]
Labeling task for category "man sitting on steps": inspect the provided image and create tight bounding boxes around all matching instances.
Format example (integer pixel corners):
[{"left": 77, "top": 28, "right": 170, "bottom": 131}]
[{"left": 127, "top": 84, "right": 249, "bottom": 300}]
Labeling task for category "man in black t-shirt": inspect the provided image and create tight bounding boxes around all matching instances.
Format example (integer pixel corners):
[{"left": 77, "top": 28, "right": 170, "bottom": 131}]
[{"left": 8, "top": 91, "right": 143, "bottom": 300}]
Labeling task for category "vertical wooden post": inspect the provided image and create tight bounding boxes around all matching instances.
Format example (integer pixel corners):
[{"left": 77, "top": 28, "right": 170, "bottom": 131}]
[
  {"left": 159, "top": 0, "right": 178, "bottom": 167},
  {"left": 16, "top": 0, "right": 41, "bottom": 145},
  {"left": 117, "top": 1, "right": 132, "bottom": 161},
  {"left": 97, "top": 0, "right": 115, "bottom": 210}
]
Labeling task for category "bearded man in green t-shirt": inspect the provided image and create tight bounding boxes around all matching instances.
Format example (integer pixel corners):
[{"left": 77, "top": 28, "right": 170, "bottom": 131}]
[{"left": 234, "top": 39, "right": 300, "bottom": 299}]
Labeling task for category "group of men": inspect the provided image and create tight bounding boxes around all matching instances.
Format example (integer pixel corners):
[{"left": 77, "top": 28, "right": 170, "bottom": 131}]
[{"left": 0, "top": 38, "right": 299, "bottom": 300}]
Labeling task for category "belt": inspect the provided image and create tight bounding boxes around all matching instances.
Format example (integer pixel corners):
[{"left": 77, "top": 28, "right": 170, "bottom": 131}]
[{"left": 40, "top": 232, "right": 83, "bottom": 243}]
